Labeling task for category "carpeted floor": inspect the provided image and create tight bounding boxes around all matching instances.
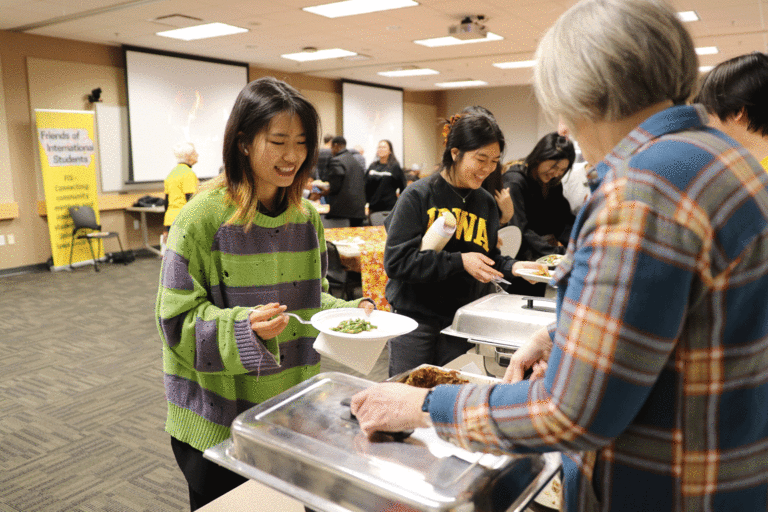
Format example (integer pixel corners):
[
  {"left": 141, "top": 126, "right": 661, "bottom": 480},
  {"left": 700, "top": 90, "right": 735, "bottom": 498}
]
[{"left": 0, "top": 254, "right": 388, "bottom": 512}]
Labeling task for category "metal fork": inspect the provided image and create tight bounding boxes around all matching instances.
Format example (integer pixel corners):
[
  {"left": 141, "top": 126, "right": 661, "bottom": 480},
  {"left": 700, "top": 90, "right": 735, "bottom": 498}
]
[{"left": 248, "top": 310, "right": 313, "bottom": 324}]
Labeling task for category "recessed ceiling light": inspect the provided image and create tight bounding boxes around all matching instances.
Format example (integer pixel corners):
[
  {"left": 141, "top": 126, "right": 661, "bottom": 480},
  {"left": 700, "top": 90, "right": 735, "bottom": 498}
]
[
  {"left": 493, "top": 59, "right": 536, "bottom": 69},
  {"left": 677, "top": 11, "right": 700, "bottom": 22},
  {"left": 414, "top": 32, "right": 503, "bottom": 47},
  {"left": 156, "top": 22, "right": 247, "bottom": 41},
  {"left": 435, "top": 79, "right": 487, "bottom": 88},
  {"left": 695, "top": 46, "right": 719, "bottom": 55},
  {"left": 378, "top": 68, "right": 439, "bottom": 77},
  {"left": 304, "top": 0, "right": 418, "bottom": 18},
  {"left": 699, "top": 65, "right": 715, "bottom": 73},
  {"left": 281, "top": 48, "right": 358, "bottom": 62}
]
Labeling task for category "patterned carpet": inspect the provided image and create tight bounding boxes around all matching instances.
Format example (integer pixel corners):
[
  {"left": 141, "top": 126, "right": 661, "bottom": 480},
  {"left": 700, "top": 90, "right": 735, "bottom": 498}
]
[{"left": 0, "top": 255, "right": 387, "bottom": 512}]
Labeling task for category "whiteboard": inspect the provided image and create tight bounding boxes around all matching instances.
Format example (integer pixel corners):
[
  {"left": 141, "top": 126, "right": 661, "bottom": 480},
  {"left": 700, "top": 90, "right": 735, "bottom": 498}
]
[
  {"left": 95, "top": 104, "right": 128, "bottom": 192},
  {"left": 125, "top": 48, "right": 248, "bottom": 183},
  {"left": 342, "top": 82, "right": 403, "bottom": 169}
]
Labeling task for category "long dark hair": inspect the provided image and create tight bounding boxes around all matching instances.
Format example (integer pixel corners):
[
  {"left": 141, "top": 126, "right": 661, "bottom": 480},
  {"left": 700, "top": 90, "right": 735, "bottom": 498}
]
[
  {"left": 441, "top": 112, "right": 505, "bottom": 182},
  {"left": 220, "top": 76, "right": 320, "bottom": 225},
  {"left": 377, "top": 139, "right": 399, "bottom": 167},
  {"left": 523, "top": 132, "right": 575, "bottom": 187}
]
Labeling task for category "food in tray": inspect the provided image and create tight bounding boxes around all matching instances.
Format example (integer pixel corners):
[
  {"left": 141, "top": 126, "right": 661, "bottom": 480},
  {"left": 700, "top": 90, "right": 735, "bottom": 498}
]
[
  {"left": 534, "top": 474, "right": 562, "bottom": 510},
  {"left": 536, "top": 254, "right": 564, "bottom": 267},
  {"left": 330, "top": 318, "right": 377, "bottom": 334},
  {"left": 404, "top": 367, "right": 469, "bottom": 388}
]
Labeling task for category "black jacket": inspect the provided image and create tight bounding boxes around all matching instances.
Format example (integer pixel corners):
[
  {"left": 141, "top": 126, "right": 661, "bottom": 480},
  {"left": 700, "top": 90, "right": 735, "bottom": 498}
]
[
  {"left": 326, "top": 149, "right": 366, "bottom": 220},
  {"left": 504, "top": 163, "right": 575, "bottom": 260},
  {"left": 365, "top": 160, "right": 406, "bottom": 213}
]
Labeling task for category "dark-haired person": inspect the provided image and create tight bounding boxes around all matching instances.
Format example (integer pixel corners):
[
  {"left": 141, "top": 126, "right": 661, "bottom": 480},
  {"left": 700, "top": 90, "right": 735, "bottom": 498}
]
[
  {"left": 323, "top": 135, "right": 366, "bottom": 227},
  {"left": 156, "top": 77, "right": 373, "bottom": 511},
  {"left": 383, "top": 111, "right": 546, "bottom": 377},
  {"left": 352, "top": 0, "right": 768, "bottom": 511},
  {"left": 365, "top": 139, "right": 407, "bottom": 214},
  {"left": 505, "top": 132, "right": 576, "bottom": 261},
  {"left": 695, "top": 51, "right": 768, "bottom": 171}
]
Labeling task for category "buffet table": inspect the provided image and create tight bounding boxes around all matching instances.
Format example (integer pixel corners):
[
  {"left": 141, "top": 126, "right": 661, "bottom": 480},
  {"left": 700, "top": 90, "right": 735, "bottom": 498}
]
[{"left": 324, "top": 226, "right": 390, "bottom": 311}]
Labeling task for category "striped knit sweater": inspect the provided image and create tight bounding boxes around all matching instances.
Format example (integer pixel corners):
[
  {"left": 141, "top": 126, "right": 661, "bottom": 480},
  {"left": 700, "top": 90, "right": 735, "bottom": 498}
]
[{"left": 156, "top": 186, "right": 362, "bottom": 452}]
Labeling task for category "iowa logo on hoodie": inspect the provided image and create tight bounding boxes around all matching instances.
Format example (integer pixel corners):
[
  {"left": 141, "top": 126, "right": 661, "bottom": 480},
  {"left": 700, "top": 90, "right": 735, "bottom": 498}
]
[{"left": 426, "top": 207, "right": 490, "bottom": 252}]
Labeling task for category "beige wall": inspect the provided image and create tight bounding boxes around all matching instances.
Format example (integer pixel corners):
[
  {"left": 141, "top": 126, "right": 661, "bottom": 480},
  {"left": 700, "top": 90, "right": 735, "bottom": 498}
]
[
  {"left": 0, "top": 30, "right": 452, "bottom": 272},
  {"left": 444, "top": 85, "right": 550, "bottom": 164}
]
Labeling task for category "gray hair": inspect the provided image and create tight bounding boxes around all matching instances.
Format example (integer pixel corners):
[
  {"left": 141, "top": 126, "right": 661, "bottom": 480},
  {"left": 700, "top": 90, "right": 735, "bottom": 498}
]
[
  {"left": 172, "top": 141, "right": 196, "bottom": 163},
  {"left": 533, "top": 0, "right": 699, "bottom": 127}
]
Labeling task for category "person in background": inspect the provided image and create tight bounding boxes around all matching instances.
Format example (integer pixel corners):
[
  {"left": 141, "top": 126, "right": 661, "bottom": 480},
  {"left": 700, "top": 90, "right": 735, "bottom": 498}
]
[
  {"left": 350, "top": 144, "right": 366, "bottom": 170},
  {"left": 382, "top": 110, "right": 546, "bottom": 377},
  {"left": 157, "top": 77, "right": 374, "bottom": 511},
  {"left": 504, "top": 132, "right": 576, "bottom": 261},
  {"left": 695, "top": 51, "right": 768, "bottom": 171},
  {"left": 315, "top": 133, "right": 333, "bottom": 181},
  {"left": 351, "top": 1, "right": 768, "bottom": 511},
  {"left": 481, "top": 164, "right": 514, "bottom": 225},
  {"left": 324, "top": 136, "right": 367, "bottom": 227},
  {"left": 365, "top": 139, "right": 407, "bottom": 214},
  {"left": 162, "top": 141, "right": 198, "bottom": 254}
]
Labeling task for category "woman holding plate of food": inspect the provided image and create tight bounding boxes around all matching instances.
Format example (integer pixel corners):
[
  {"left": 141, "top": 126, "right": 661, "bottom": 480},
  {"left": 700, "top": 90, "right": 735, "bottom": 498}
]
[{"left": 156, "top": 77, "right": 373, "bottom": 511}]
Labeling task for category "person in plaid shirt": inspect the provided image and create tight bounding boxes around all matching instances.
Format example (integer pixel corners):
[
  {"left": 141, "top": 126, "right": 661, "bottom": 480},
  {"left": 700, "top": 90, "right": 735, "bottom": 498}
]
[{"left": 351, "top": 0, "right": 768, "bottom": 510}]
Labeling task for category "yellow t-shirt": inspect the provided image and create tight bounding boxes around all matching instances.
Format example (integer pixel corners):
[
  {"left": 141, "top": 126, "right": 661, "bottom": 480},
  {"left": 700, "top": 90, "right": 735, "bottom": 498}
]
[{"left": 163, "top": 163, "right": 198, "bottom": 227}]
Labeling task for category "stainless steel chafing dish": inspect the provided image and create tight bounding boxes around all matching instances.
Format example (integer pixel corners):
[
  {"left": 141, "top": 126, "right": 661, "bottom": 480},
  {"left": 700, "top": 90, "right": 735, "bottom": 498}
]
[
  {"left": 204, "top": 371, "right": 560, "bottom": 512},
  {"left": 441, "top": 294, "right": 557, "bottom": 378}
]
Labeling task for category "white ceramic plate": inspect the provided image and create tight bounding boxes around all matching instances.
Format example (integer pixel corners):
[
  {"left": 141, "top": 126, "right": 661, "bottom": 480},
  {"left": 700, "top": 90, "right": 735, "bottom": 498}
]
[
  {"left": 536, "top": 254, "right": 564, "bottom": 268},
  {"left": 311, "top": 309, "right": 418, "bottom": 340},
  {"left": 516, "top": 268, "right": 554, "bottom": 284}
]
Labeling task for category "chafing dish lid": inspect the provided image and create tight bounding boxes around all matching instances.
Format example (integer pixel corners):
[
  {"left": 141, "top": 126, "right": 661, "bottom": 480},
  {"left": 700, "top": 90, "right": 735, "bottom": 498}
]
[
  {"left": 224, "top": 372, "right": 550, "bottom": 511},
  {"left": 442, "top": 293, "right": 557, "bottom": 348}
]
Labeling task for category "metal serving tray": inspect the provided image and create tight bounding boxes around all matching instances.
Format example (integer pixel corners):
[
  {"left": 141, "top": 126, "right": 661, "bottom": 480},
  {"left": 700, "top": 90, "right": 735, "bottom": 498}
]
[
  {"left": 441, "top": 294, "right": 557, "bottom": 349},
  {"left": 204, "top": 372, "right": 560, "bottom": 512}
]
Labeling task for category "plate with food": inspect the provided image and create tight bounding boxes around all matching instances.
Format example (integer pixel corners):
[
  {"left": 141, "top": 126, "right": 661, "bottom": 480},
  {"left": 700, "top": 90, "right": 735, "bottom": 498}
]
[
  {"left": 536, "top": 254, "right": 564, "bottom": 268},
  {"left": 311, "top": 308, "right": 418, "bottom": 340},
  {"left": 516, "top": 268, "right": 555, "bottom": 284}
]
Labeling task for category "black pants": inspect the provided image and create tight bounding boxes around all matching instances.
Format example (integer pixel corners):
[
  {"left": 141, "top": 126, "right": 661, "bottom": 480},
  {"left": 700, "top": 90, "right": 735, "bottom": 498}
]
[
  {"left": 171, "top": 437, "right": 317, "bottom": 512},
  {"left": 171, "top": 437, "right": 247, "bottom": 511}
]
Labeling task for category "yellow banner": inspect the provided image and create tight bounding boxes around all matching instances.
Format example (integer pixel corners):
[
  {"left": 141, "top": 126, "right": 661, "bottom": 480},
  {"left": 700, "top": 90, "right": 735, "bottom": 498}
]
[{"left": 35, "top": 110, "right": 100, "bottom": 268}]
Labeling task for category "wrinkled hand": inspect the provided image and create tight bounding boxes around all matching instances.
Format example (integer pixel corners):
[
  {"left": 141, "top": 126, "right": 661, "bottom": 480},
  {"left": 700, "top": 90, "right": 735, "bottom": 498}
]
[
  {"left": 351, "top": 383, "right": 431, "bottom": 437},
  {"left": 249, "top": 303, "right": 289, "bottom": 339},
  {"left": 503, "top": 327, "right": 553, "bottom": 383},
  {"left": 462, "top": 252, "right": 504, "bottom": 283},
  {"left": 494, "top": 188, "right": 514, "bottom": 225},
  {"left": 359, "top": 299, "right": 375, "bottom": 316},
  {"left": 512, "top": 261, "right": 549, "bottom": 284}
]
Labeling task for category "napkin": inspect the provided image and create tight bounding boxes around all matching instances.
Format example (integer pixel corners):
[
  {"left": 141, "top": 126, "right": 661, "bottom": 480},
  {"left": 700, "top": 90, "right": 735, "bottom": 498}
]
[{"left": 313, "top": 333, "right": 388, "bottom": 375}]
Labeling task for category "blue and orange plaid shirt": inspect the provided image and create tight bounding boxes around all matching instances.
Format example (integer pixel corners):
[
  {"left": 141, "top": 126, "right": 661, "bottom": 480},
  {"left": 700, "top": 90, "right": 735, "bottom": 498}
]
[{"left": 429, "top": 105, "right": 768, "bottom": 511}]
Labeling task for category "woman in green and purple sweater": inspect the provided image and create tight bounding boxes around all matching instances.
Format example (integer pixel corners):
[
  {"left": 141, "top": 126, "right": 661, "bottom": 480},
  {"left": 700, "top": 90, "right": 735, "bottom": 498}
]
[{"left": 156, "top": 77, "right": 372, "bottom": 511}]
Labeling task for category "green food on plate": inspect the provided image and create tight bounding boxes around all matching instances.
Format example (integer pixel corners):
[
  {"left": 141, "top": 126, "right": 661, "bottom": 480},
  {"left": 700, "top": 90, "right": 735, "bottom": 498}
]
[{"left": 331, "top": 318, "right": 377, "bottom": 334}]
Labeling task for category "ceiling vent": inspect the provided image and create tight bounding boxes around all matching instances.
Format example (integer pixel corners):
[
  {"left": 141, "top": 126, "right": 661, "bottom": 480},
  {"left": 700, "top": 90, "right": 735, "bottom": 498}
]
[{"left": 151, "top": 14, "right": 202, "bottom": 28}]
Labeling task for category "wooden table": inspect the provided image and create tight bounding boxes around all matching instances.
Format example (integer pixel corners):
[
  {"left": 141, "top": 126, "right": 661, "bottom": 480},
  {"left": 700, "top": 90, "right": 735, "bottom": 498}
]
[{"left": 324, "top": 226, "right": 390, "bottom": 311}]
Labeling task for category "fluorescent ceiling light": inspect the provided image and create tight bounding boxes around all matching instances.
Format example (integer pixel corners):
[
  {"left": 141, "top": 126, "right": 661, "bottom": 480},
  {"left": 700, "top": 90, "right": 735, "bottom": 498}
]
[
  {"left": 435, "top": 80, "right": 487, "bottom": 88},
  {"left": 699, "top": 65, "right": 715, "bottom": 73},
  {"left": 493, "top": 59, "right": 536, "bottom": 69},
  {"left": 414, "top": 32, "right": 503, "bottom": 47},
  {"left": 677, "top": 11, "right": 700, "bottom": 22},
  {"left": 378, "top": 68, "right": 439, "bottom": 77},
  {"left": 281, "top": 48, "right": 357, "bottom": 62},
  {"left": 156, "top": 22, "right": 247, "bottom": 41},
  {"left": 304, "top": 0, "right": 418, "bottom": 18},
  {"left": 695, "top": 46, "right": 719, "bottom": 55}
]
